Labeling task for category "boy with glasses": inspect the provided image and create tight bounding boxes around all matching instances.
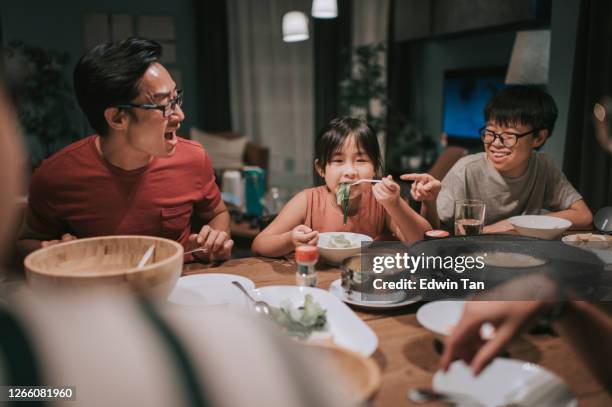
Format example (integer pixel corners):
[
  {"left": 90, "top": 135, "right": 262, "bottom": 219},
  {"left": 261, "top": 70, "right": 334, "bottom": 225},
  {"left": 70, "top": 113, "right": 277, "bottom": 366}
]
[
  {"left": 408, "top": 85, "right": 593, "bottom": 232},
  {"left": 18, "top": 37, "right": 233, "bottom": 261}
]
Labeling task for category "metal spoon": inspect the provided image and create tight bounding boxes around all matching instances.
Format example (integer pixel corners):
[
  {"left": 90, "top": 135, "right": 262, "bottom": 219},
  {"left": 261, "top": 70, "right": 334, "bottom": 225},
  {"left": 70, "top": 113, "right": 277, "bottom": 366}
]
[
  {"left": 231, "top": 281, "right": 272, "bottom": 316},
  {"left": 407, "top": 387, "right": 485, "bottom": 406}
]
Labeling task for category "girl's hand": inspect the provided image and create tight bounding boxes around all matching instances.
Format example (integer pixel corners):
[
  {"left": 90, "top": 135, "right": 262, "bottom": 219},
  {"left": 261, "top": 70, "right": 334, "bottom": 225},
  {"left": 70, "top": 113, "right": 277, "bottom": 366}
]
[
  {"left": 291, "top": 225, "right": 319, "bottom": 247},
  {"left": 401, "top": 173, "right": 441, "bottom": 203},
  {"left": 372, "top": 175, "right": 400, "bottom": 208}
]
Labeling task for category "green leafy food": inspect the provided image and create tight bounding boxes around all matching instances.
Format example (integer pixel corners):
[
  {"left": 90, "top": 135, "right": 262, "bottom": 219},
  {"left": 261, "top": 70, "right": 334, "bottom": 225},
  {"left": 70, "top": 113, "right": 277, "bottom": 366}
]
[
  {"left": 327, "top": 234, "right": 356, "bottom": 248},
  {"left": 270, "top": 294, "right": 328, "bottom": 339},
  {"left": 335, "top": 183, "right": 351, "bottom": 224}
]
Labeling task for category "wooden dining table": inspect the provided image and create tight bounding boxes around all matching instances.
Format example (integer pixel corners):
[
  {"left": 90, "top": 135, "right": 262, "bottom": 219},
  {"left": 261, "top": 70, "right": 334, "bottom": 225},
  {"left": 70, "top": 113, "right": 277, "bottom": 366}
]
[{"left": 184, "top": 256, "right": 611, "bottom": 406}]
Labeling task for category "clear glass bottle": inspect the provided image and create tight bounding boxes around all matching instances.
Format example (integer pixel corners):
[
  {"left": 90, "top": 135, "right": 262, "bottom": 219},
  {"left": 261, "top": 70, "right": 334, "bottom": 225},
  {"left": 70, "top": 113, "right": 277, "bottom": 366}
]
[{"left": 264, "top": 187, "right": 282, "bottom": 215}]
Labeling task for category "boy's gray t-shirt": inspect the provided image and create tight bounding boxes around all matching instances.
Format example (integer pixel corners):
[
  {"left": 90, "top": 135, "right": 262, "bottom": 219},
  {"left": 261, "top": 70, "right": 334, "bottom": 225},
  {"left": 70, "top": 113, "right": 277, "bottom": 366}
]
[{"left": 437, "top": 152, "right": 583, "bottom": 226}]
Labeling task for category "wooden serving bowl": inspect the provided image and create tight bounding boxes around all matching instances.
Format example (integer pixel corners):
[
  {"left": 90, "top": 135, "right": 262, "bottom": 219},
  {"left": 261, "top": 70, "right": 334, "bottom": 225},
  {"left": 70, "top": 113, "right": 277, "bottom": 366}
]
[
  {"left": 24, "top": 236, "right": 184, "bottom": 299},
  {"left": 301, "top": 342, "right": 381, "bottom": 403}
]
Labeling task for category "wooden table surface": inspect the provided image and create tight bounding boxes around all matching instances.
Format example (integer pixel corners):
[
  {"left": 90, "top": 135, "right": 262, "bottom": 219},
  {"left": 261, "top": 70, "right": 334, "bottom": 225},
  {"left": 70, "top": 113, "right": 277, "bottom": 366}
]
[{"left": 184, "top": 257, "right": 611, "bottom": 407}]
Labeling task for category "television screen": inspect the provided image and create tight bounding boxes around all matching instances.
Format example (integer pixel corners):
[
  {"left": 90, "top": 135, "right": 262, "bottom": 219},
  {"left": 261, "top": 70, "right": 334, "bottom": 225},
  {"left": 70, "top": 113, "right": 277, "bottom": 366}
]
[{"left": 442, "top": 67, "right": 507, "bottom": 140}]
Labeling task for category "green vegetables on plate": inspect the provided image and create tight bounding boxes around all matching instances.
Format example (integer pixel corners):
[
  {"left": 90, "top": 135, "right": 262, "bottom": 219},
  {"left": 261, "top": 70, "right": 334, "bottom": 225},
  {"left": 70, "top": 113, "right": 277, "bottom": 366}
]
[{"left": 270, "top": 294, "right": 328, "bottom": 339}]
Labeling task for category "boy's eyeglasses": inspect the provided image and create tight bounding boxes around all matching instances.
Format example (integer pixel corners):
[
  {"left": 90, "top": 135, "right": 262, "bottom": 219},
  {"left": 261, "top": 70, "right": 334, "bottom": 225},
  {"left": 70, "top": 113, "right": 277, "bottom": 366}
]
[
  {"left": 479, "top": 126, "right": 539, "bottom": 148},
  {"left": 116, "top": 89, "right": 184, "bottom": 118}
]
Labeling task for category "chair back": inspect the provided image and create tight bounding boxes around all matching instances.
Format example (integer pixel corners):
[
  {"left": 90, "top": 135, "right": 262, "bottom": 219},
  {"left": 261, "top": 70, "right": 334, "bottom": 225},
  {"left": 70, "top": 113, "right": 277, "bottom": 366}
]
[{"left": 428, "top": 146, "right": 468, "bottom": 181}]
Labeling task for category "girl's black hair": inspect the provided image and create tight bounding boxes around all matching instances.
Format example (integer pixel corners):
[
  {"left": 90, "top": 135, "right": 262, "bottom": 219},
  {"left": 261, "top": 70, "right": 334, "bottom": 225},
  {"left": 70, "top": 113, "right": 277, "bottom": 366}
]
[{"left": 315, "top": 116, "right": 383, "bottom": 177}]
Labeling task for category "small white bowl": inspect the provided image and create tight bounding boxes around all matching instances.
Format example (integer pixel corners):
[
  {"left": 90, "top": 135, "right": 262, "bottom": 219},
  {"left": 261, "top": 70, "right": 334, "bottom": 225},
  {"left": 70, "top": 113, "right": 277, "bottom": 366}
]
[
  {"left": 508, "top": 215, "right": 572, "bottom": 240},
  {"left": 416, "top": 300, "right": 495, "bottom": 340},
  {"left": 317, "top": 232, "right": 373, "bottom": 265}
]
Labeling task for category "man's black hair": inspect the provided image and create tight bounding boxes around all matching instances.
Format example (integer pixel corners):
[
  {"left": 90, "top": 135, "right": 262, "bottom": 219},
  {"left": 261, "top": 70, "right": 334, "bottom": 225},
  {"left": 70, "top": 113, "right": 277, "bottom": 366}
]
[
  {"left": 485, "top": 85, "right": 558, "bottom": 136},
  {"left": 73, "top": 37, "right": 162, "bottom": 136}
]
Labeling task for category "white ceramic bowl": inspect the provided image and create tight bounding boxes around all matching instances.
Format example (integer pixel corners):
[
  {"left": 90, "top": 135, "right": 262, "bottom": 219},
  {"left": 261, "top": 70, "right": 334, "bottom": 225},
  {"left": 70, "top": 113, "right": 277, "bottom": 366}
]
[
  {"left": 317, "top": 232, "right": 373, "bottom": 265},
  {"left": 416, "top": 300, "right": 495, "bottom": 340},
  {"left": 508, "top": 215, "right": 572, "bottom": 240}
]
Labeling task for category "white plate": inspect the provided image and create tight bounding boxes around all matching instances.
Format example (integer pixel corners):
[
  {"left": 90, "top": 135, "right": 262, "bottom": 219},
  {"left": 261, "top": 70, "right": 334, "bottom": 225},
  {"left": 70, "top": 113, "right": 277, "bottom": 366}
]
[
  {"left": 168, "top": 274, "right": 255, "bottom": 308},
  {"left": 329, "top": 279, "right": 420, "bottom": 309},
  {"left": 562, "top": 234, "right": 612, "bottom": 265},
  {"left": 434, "top": 359, "right": 576, "bottom": 407},
  {"left": 416, "top": 300, "right": 494, "bottom": 339},
  {"left": 250, "top": 285, "right": 378, "bottom": 357}
]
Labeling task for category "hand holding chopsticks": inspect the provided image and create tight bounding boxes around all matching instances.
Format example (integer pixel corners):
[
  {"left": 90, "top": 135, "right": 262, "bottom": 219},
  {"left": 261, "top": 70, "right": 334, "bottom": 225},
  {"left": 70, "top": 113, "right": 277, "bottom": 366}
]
[{"left": 186, "top": 225, "right": 234, "bottom": 261}]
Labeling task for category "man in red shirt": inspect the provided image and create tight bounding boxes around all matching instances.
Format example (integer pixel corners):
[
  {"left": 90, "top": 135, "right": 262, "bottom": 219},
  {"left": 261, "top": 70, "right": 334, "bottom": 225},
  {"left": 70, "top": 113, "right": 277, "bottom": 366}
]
[{"left": 18, "top": 37, "right": 232, "bottom": 261}]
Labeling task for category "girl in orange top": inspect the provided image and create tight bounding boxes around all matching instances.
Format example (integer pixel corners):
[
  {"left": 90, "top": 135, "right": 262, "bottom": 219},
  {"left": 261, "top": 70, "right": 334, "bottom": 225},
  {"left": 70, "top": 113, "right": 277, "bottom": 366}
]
[{"left": 252, "top": 117, "right": 432, "bottom": 257}]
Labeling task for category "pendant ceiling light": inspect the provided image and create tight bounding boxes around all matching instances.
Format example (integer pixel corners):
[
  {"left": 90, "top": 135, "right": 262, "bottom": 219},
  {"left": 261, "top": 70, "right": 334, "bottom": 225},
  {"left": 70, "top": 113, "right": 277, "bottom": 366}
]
[
  {"left": 311, "top": 0, "right": 338, "bottom": 18},
  {"left": 282, "top": 11, "right": 309, "bottom": 42}
]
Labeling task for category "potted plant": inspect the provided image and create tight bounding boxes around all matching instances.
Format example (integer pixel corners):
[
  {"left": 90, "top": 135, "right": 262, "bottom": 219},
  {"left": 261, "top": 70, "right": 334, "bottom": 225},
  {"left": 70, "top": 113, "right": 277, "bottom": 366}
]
[
  {"left": 4, "top": 41, "right": 78, "bottom": 167},
  {"left": 339, "top": 43, "right": 388, "bottom": 133}
]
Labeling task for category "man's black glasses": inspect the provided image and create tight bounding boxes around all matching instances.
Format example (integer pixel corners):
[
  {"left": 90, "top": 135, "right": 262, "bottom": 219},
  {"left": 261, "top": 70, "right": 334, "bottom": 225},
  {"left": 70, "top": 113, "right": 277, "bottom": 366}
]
[{"left": 116, "top": 89, "right": 183, "bottom": 118}]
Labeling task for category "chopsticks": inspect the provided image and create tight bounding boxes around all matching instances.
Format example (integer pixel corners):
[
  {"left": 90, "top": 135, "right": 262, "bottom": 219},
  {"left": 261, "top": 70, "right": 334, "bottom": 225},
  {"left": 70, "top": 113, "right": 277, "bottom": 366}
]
[
  {"left": 184, "top": 247, "right": 206, "bottom": 256},
  {"left": 137, "top": 245, "right": 156, "bottom": 268},
  {"left": 350, "top": 179, "right": 382, "bottom": 186}
]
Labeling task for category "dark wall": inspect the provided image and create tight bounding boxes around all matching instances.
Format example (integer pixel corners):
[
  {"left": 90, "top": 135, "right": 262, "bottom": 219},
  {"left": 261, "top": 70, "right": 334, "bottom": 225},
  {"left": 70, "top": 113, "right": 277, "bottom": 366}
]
[
  {"left": 194, "top": 1, "right": 231, "bottom": 132},
  {"left": 392, "top": 0, "right": 577, "bottom": 167},
  {"left": 394, "top": 0, "right": 551, "bottom": 41},
  {"left": 0, "top": 8, "right": 3, "bottom": 78},
  {"left": 1, "top": 0, "right": 198, "bottom": 134},
  {"left": 413, "top": 30, "right": 516, "bottom": 141},
  {"left": 546, "top": 0, "right": 582, "bottom": 167},
  {"left": 432, "top": 0, "right": 536, "bottom": 35},
  {"left": 313, "top": 0, "right": 351, "bottom": 134}
]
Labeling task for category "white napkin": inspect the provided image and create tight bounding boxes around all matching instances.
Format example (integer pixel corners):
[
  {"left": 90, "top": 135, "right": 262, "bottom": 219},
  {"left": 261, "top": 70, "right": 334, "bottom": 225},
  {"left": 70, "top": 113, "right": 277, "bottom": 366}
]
[{"left": 502, "top": 366, "right": 569, "bottom": 406}]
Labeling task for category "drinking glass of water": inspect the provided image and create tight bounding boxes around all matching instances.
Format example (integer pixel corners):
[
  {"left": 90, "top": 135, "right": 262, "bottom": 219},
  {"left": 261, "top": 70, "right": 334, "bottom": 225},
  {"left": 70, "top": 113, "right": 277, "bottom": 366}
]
[{"left": 454, "top": 199, "right": 486, "bottom": 236}]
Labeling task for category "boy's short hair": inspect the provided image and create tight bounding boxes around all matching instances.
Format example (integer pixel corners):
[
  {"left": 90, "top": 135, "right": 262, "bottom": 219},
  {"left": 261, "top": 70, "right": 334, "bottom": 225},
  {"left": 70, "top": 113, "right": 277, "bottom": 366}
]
[{"left": 484, "top": 85, "right": 558, "bottom": 136}]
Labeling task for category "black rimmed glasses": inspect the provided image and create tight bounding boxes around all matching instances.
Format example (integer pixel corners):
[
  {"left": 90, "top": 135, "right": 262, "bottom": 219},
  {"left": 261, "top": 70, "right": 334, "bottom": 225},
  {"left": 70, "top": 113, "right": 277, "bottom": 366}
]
[
  {"left": 116, "top": 89, "right": 184, "bottom": 118},
  {"left": 479, "top": 126, "right": 539, "bottom": 148}
]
